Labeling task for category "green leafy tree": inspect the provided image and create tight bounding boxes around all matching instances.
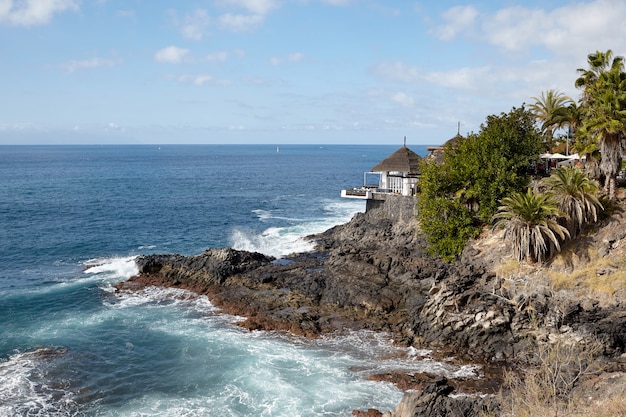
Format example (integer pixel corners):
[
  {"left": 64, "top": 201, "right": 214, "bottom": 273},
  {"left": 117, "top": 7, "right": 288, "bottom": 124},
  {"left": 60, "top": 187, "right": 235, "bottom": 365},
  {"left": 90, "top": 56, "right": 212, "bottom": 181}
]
[
  {"left": 540, "top": 166, "right": 603, "bottom": 239},
  {"left": 417, "top": 168, "right": 478, "bottom": 262},
  {"left": 492, "top": 188, "right": 569, "bottom": 263},
  {"left": 418, "top": 106, "right": 544, "bottom": 261}
]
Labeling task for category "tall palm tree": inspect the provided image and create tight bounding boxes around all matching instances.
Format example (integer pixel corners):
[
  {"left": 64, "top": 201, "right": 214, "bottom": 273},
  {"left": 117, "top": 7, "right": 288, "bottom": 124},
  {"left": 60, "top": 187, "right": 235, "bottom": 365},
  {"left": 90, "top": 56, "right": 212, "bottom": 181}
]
[
  {"left": 575, "top": 50, "right": 624, "bottom": 95},
  {"left": 540, "top": 166, "right": 603, "bottom": 238},
  {"left": 529, "top": 90, "right": 574, "bottom": 143},
  {"left": 576, "top": 49, "right": 626, "bottom": 200},
  {"left": 492, "top": 188, "right": 569, "bottom": 263}
]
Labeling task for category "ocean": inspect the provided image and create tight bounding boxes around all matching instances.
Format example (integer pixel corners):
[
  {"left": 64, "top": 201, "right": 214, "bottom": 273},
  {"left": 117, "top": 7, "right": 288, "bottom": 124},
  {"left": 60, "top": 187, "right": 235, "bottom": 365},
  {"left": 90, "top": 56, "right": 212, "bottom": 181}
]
[{"left": 0, "top": 144, "right": 477, "bottom": 416}]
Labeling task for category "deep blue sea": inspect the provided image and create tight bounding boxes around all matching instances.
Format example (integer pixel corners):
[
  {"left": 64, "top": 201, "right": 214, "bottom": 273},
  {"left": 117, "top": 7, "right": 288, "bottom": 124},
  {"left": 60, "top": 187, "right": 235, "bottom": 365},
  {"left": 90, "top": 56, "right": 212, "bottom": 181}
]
[{"left": 0, "top": 145, "right": 477, "bottom": 416}]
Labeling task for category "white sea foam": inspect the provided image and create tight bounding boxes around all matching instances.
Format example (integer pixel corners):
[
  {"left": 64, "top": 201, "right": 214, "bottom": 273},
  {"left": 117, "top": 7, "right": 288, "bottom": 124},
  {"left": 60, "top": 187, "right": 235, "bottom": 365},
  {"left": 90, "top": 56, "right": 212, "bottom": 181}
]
[
  {"left": 312, "top": 330, "right": 481, "bottom": 379},
  {"left": 107, "top": 285, "right": 218, "bottom": 313},
  {"left": 137, "top": 244, "right": 156, "bottom": 250},
  {"left": 232, "top": 199, "right": 364, "bottom": 257},
  {"left": 1, "top": 257, "right": 138, "bottom": 298},
  {"left": 83, "top": 255, "right": 138, "bottom": 280},
  {"left": 230, "top": 226, "right": 317, "bottom": 257},
  {"left": 0, "top": 350, "right": 79, "bottom": 417}
]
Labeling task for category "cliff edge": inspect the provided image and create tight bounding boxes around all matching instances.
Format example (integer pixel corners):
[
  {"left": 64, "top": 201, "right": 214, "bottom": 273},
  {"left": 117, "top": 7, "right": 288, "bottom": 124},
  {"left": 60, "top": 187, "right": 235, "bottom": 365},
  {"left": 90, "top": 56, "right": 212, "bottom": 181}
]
[{"left": 116, "top": 197, "right": 626, "bottom": 416}]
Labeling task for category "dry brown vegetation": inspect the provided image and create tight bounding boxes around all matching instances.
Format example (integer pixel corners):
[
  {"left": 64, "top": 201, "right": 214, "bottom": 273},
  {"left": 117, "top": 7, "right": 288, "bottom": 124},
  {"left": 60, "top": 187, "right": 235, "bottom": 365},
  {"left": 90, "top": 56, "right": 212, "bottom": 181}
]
[
  {"left": 548, "top": 249, "right": 626, "bottom": 302},
  {"left": 478, "top": 336, "right": 626, "bottom": 417},
  {"left": 482, "top": 196, "right": 626, "bottom": 417}
]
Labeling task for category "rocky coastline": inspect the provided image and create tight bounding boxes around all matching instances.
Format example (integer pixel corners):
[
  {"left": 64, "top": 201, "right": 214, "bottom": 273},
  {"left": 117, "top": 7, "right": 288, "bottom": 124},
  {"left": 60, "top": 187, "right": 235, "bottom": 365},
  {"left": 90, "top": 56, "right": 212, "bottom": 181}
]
[{"left": 116, "top": 201, "right": 626, "bottom": 416}]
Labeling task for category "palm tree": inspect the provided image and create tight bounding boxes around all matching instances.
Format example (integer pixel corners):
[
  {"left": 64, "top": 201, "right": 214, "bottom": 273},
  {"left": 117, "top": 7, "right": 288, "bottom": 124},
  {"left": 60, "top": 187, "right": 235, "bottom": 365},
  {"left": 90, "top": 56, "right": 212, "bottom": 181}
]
[
  {"left": 548, "top": 101, "right": 581, "bottom": 155},
  {"left": 492, "top": 188, "right": 569, "bottom": 263},
  {"left": 540, "top": 166, "right": 603, "bottom": 238},
  {"left": 575, "top": 50, "right": 624, "bottom": 95},
  {"left": 576, "top": 49, "right": 626, "bottom": 200},
  {"left": 529, "top": 90, "right": 574, "bottom": 144}
]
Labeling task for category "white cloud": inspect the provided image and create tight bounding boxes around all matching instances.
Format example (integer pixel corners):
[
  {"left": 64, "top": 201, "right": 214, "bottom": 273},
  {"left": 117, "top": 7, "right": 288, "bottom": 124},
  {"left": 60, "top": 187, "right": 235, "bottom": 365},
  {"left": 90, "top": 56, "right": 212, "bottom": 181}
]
[
  {"left": 433, "top": 0, "right": 626, "bottom": 57},
  {"left": 372, "top": 61, "right": 422, "bottom": 83},
  {"left": 176, "top": 74, "right": 231, "bottom": 86},
  {"left": 218, "top": 12, "right": 263, "bottom": 31},
  {"left": 0, "top": 122, "right": 35, "bottom": 131},
  {"left": 533, "top": 0, "right": 626, "bottom": 58},
  {"left": 206, "top": 49, "right": 245, "bottom": 62},
  {"left": 391, "top": 92, "right": 414, "bottom": 108},
  {"left": 425, "top": 66, "right": 492, "bottom": 91},
  {"left": 269, "top": 52, "right": 303, "bottom": 66},
  {"left": 62, "top": 57, "right": 118, "bottom": 73},
  {"left": 482, "top": 6, "right": 550, "bottom": 52},
  {"left": 105, "top": 122, "right": 126, "bottom": 133},
  {"left": 431, "top": 5, "right": 478, "bottom": 41},
  {"left": 206, "top": 51, "right": 230, "bottom": 62},
  {"left": 216, "top": 0, "right": 279, "bottom": 31},
  {"left": 219, "top": 0, "right": 279, "bottom": 15},
  {"left": 0, "top": 0, "right": 79, "bottom": 26},
  {"left": 321, "top": 0, "right": 354, "bottom": 6},
  {"left": 179, "top": 8, "right": 211, "bottom": 40},
  {"left": 421, "top": 0, "right": 626, "bottom": 104},
  {"left": 374, "top": 60, "right": 517, "bottom": 98},
  {"left": 116, "top": 9, "right": 135, "bottom": 18},
  {"left": 154, "top": 46, "right": 190, "bottom": 64}
]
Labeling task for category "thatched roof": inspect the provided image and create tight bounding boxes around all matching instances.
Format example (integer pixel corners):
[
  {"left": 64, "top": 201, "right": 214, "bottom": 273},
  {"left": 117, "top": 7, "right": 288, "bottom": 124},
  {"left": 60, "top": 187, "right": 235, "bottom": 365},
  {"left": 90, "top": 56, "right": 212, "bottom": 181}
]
[
  {"left": 443, "top": 133, "right": 464, "bottom": 149},
  {"left": 426, "top": 133, "right": 464, "bottom": 151},
  {"left": 371, "top": 145, "right": 422, "bottom": 175},
  {"left": 426, "top": 133, "right": 465, "bottom": 164}
]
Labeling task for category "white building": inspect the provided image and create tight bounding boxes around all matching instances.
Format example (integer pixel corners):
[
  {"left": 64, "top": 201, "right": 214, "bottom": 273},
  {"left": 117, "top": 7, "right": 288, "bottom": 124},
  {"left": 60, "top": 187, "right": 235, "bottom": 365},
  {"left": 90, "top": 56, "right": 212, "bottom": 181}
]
[{"left": 341, "top": 141, "right": 422, "bottom": 200}]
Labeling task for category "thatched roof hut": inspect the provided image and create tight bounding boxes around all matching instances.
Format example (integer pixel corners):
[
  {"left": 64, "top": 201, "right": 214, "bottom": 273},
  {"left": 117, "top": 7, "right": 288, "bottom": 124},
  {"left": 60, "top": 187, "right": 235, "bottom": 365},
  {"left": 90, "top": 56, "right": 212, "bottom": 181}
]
[
  {"left": 426, "top": 132, "right": 465, "bottom": 164},
  {"left": 371, "top": 144, "right": 422, "bottom": 176},
  {"left": 341, "top": 138, "right": 422, "bottom": 198}
]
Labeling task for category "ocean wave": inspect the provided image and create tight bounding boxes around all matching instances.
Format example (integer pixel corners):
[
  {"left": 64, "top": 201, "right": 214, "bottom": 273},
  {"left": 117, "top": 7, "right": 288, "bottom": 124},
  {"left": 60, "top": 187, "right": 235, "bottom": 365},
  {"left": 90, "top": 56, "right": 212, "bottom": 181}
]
[
  {"left": 232, "top": 199, "right": 364, "bottom": 258},
  {"left": 312, "top": 330, "right": 481, "bottom": 380},
  {"left": 230, "top": 227, "right": 316, "bottom": 258},
  {"left": 0, "top": 257, "right": 138, "bottom": 299},
  {"left": 105, "top": 285, "right": 216, "bottom": 312},
  {"left": 83, "top": 256, "right": 138, "bottom": 281},
  {"left": 0, "top": 349, "right": 81, "bottom": 417}
]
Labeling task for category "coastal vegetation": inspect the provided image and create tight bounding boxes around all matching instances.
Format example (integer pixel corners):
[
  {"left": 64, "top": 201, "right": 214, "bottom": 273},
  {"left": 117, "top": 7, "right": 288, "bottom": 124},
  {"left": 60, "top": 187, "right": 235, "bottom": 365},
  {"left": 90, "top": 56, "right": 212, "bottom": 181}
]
[
  {"left": 491, "top": 188, "right": 569, "bottom": 263},
  {"left": 540, "top": 166, "right": 603, "bottom": 239},
  {"left": 418, "top": 49, "right": 624, "bottom": 263},
  {"left": 498, "top": 336, "right": 607, "bottom": 417},
  {"left": 491, "top": 166, "right": 605, "bottom": 263},
  {"left": 417, "top": 106, "right": 543, "bottom": 262}
]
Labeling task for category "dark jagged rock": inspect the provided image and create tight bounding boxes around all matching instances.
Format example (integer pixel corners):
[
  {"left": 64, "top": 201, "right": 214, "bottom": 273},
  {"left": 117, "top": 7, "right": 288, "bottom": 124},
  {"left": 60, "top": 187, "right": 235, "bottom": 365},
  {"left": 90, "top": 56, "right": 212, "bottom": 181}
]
[
  {"left": 134, "top": 248, "right": 275, "bottom": 285},
  {"left": 119, "top": 206, "right": 626, "bottom": 362},
  {"left": 117, "top": 198, "right": 626, "bottom": 416},
  {"left": 380, "top": 377, "right": 499, "bottom": 417}
]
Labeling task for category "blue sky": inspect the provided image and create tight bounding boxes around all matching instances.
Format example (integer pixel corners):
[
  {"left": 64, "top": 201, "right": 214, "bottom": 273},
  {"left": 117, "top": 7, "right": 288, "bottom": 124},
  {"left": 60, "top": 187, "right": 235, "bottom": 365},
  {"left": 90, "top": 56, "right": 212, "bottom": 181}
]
[{"left": 2, "top": 0, "right": 626, "bottom": 145}]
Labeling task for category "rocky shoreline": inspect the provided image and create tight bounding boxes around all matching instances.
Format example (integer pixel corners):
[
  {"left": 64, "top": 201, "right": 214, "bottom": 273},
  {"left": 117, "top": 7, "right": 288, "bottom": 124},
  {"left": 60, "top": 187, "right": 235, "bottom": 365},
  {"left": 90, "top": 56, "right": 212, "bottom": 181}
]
[{"left": 116, "top": 202, "right": 626, "bottom": 416}]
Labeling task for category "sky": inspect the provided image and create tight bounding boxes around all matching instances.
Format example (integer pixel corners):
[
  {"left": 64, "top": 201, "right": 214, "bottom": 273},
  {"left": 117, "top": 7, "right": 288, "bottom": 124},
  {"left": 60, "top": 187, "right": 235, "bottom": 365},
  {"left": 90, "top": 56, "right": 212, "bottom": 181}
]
[{"left": 2, "top": 0, "right": 626, "bottom": 145}]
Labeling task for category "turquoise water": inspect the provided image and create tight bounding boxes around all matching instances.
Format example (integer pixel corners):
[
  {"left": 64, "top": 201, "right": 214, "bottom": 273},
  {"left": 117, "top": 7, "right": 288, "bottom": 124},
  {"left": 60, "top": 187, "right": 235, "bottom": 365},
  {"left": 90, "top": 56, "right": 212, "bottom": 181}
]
[{"left": 0, "top": 144, "right": 477, "bottom": 416}]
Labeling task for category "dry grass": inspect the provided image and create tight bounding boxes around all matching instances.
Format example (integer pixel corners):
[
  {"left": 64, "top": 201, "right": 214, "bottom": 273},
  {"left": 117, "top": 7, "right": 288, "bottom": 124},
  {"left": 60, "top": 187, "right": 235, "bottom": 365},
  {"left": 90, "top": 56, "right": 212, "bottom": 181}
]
[
  {"left": 493, "top": 259, "right": 529, "bottom": 279},
  {"left": 494, "top": 337, "right": 626, "bottom": 417},
  {"left": 547, "top": 253, "right": 626, "bottom": 298},
  {"left": 493, "top": 260, "right": 551, "bottom": 309},
  {"left": 493, "top": 392, "right": 626, "bottom": 417},
  {"left": 590, "top": 393, "right": 626, "bottom": 417}
]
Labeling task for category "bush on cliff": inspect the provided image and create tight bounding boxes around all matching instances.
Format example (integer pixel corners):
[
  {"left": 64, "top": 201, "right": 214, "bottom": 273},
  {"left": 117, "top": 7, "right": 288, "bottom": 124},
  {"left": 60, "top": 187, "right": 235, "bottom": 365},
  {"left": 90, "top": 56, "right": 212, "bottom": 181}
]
[
  {"left": 499, "top": 336, "right": 605, "bottom": 417},
  {"left": 418, "top": 106, "right": 544, "bottom": 262},
  {"left": 492, "top": 188, "right": 569, "bottom": 263}
]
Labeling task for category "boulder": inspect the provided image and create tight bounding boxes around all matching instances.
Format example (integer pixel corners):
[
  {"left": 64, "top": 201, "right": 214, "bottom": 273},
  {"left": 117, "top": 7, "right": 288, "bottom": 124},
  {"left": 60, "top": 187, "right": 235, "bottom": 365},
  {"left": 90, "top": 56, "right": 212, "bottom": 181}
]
[{"left": 382, "top": 378, "right": 498, "bottom": 417}]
